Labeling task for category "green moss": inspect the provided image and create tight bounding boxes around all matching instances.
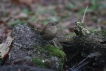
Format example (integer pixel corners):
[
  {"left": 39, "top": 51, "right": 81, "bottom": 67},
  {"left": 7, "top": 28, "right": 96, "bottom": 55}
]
[
  {"left": 58, "top": 63, "right": 63, "bottom": 71},
  {"left": 32, "top": 58, "right": 46, "bottom": 68},
  {"left": 74, "top": 22, "right": 90, "bottom": 36},
  {"left": 45, "top": 45, "right": 66, "bottom": 61},
  {"left": 32, "top": 45, "right": 66, "bottom": 69},
  {"left": 102, "top": 30, "right": 106, "bottom": 36}
]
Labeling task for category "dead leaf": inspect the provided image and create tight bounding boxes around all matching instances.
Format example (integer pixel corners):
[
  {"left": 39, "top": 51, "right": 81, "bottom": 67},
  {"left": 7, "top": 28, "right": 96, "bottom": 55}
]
[
  {"left": 12, "top": 0, "right": 34, "bottom": 8},
  {"left": 0, "top": 30, "right": 14, "bottom": 59}
]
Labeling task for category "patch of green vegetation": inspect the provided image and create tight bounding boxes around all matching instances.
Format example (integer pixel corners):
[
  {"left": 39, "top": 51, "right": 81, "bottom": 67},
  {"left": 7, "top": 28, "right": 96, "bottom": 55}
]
[
  {"left": 39, "top": 17, "right": 59, "bottom": 25},
  {"left": 36, "top": 47, "right": 44, "bottom": 53},
  {"left": 32, "top": 58, "right": 46, "bottom": 68},
  {"left": 58, "top": 63, "right": 63, "bottom": 71},
  {"left": 9, "top": 19, "right": 28, "bottom": 27},
  {"left": 22, "top": 8, "right": 31, "bottom": 15},
  {"left": 3, "top": 12, "right": 9, "bottom": 17},
  {"left": 45, "top": 45, "right": 66, "bottom": 61},
  {"left": 35, "top": 45, "right": 66, "bottom": 61},
  {"left": 66, "top": 2, "right": 74, "bottom": 10},
  {"left": 32, "top": 44, "right": 65, "bottom": 70},
  {"left": 102, "top": 30, "right": 106, "bottom": 37}
]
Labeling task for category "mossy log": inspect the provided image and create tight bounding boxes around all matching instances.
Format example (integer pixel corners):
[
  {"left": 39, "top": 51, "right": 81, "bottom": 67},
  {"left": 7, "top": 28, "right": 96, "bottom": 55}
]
[{"left": 58, "top": 22, "right": 106, "bottom": 70}]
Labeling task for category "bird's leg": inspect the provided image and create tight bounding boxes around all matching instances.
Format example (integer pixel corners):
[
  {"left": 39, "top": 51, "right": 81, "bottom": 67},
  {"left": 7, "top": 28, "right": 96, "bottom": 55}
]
[
  {"left": 48, "top": 40, "right": 58, "bottom": 48},
  {"left": 52, "top": 40, "right": 58, "bottom": 47}
]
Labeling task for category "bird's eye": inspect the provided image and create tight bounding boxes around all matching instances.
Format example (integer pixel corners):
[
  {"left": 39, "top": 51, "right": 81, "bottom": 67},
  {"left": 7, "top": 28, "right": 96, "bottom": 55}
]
[{"left": 48, "top": 22, "right": 55, "bottom": 26}]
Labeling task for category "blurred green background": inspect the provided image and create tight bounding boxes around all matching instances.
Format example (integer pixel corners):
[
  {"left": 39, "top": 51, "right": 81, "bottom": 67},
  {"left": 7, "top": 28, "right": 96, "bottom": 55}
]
[{"left": 0, "top": 0, "right": 106, "bottom": 36}]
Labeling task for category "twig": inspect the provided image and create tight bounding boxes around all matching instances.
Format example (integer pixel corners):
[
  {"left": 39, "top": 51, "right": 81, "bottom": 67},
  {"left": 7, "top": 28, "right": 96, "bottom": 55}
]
[{"left": 82, "top": 6, "right": 88, "bottom": 23}]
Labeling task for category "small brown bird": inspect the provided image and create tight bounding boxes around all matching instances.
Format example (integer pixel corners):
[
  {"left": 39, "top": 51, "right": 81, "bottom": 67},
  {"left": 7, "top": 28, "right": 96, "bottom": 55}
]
[{"left": 40, "top": 22, "right": 58, "bottom": 40}]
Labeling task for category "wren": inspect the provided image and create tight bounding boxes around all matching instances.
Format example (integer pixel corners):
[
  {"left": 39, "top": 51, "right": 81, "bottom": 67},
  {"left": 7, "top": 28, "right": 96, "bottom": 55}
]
[{"left": 40, "top": 22, "right": 57, "bottom": 40}]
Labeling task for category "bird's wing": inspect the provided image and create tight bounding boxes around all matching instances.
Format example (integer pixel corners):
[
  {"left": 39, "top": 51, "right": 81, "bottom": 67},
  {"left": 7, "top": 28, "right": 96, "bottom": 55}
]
[
  {"left": 40, "top": 31, "right": 45, "bottom": 35},
  {"left": 40, "top": 27, "right": 47, "bottom": 35}
]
